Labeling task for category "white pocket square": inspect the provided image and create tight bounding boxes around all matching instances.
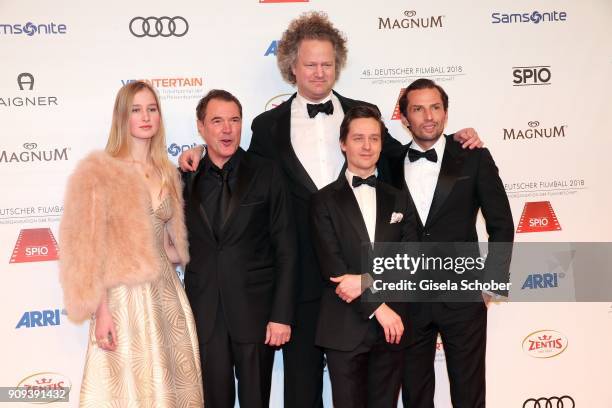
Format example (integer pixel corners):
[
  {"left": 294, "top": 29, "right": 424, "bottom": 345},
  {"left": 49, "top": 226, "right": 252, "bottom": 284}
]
[{"left": 390, "top": 212, "right": 403, "bottom": 224}]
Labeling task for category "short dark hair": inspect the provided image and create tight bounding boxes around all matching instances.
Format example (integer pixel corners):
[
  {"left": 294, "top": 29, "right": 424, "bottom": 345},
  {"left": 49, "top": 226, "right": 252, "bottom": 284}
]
[
  {"left": 398, "top": 78, "right": 449, "bottom": 118},
  {"left": 196, "top": 89, "right": 243, "bottom": 122},
  {"left": 339, "top": 105, "right": 385, "bottom": 144}
]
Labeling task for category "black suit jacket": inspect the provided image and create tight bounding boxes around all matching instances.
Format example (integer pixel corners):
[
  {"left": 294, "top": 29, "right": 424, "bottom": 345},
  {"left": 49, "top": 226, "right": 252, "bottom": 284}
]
[
  {"left": 182, "top": 149, "right": 297, "bottom": 343},
  {"left": 249, "top": 91, "right": 400, "bottom": 303},
  {"left": 386, "top": 135, "right": 514, "bottom": 301},
  {"left": 309, "top": 174, "right": 418, "bottom": 351}
]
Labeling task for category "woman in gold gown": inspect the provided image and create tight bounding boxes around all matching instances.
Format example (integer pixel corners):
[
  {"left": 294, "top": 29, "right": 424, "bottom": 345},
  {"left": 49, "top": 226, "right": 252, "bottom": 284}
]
[{"left": 59, "top": 81, "right": 203, "bottom": 407}]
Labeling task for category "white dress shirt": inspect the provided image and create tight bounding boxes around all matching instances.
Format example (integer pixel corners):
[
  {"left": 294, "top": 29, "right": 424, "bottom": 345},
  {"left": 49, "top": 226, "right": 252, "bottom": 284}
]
[
  {"left": 345, "top": 169, "right": 377, "bottom": 244},
  {"left": 404, "top": 136, "right": 446, "bottom": 224},
  {"left": 291, "top": 92, "right": 345, "bottom": 190}
]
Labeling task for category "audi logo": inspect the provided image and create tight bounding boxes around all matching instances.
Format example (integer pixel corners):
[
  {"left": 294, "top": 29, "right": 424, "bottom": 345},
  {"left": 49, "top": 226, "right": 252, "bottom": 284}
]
[
  {"left": 129, "top": 16, "right": 189, "bottom": 38},
  {"left": 528, "top": 121, "right": 540, "bottom": 128},
  {"left": 523, "top": 395, "right": 575, "bottom": 408}
]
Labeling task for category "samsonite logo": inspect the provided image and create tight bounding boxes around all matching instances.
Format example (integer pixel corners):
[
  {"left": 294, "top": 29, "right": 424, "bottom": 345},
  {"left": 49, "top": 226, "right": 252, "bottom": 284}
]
[{"left": 522, "top": 329, "right": 568, "bottom": 358}]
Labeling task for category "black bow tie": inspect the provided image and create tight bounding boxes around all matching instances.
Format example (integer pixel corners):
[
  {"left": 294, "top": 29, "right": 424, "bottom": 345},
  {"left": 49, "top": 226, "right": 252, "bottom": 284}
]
[
  {"left": 307, "top": 100, "right": 334, "bottom": 118},
  {"left": 408, "top": 148, "right": 438, "bottom": 163},
  {"left": 352, "top": 175, "right": 377, "bottom": 188}
]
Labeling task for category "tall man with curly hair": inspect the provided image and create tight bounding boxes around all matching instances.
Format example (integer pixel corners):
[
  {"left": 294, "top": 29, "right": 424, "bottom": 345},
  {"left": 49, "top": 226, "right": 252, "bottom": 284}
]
[{"left": 179, "top": 11, "right": 482, "bottom": 407}]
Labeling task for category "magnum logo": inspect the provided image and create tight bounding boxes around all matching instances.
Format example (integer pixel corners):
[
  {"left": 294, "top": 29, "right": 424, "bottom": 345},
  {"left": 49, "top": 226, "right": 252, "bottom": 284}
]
[
  {"left": 9, "top": 228, "right": 59, "bottom": 263},
  {"left": 516, "top": 201, "right": 561, "bottom": 233}
]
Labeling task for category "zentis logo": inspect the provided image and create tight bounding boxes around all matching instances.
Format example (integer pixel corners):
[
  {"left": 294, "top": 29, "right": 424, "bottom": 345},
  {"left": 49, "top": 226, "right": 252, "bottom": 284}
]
[
  {"left": 9, "top": 228, "right": 59, "bottom": 263},
  {"left": 522, "top": 329, "right": 568, "bottom": 358},
  {"left": 516, "top": 201, "right": 561, "bottom": 233}
]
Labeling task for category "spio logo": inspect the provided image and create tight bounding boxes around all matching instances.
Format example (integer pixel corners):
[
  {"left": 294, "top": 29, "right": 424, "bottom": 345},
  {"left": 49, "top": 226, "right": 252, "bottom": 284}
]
[
  {"left": 523, "top": 395, "right": 575, "bottom": 408},
  {"left": 129, "top": 16, "right": 189, "bottom": 38},
  {"left": 17, "top": 372, "right": 71, "bottom": 400},
  {"left": 264, "top": 40, "right": 279, "bottom": 56},
  {"left": 522, "top": 329, "right": 568, "bottom": 358},
  {"left": 265, "top": 94, "right": 292, "bottom": 111},
  {"left": 17, "top": 73, "right": 34, "bottom": 90},
  {"left": 521, "top": 273, "right": 564, "bottom": 289},
  {"left": 516, "top": 201, "right": 561, "bottom": 233},
  {"left": 391, "top": 88, "right": 407, "bottom": 120},
  {"left": 10, "top": 228, "right": 59, "bottom": 263},
  {"left": 167, "top": 142, "right": 198, "bottom": 157},
  {"left": 0, "top": 22, "right": 67, "bottom": 35},
  {"left": 16, "top": 309, "right": 65, "bottom": 329},
  {"left": 513, "top": 65, "right": 551, "bottom": 86},
  {"left": 492, "top": 11, "right": 567, "bottom": 24}
]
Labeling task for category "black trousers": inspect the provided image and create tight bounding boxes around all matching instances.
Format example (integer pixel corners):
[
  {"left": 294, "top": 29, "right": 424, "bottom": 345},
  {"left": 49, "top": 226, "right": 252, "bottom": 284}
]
[
  {"left": 201, "top": 303, "right": 275, "bottom": 408},
  {"left": 282, "top": 299, "right": 325, "bottom": 408},
  {"left": 402, "top": 302, "right": 487, "bottom": 408},
  {"left": 325, "top": 322, "right": 405, "bottom": 408}
]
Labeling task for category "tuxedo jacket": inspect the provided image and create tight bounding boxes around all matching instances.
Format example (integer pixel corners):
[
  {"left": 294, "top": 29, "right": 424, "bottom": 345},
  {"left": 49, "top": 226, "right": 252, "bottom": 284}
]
[
  {"left": 309, "top": 174, "right": 418, "bottom": 351},
  {"left": 385, "top": 135, "right": 514, "bottom": 301},
  {"left": 249, "top": 91, "right": 401, "bottom": 303},
  {"left": 182, "top": 149, "right": 297, "bottom": 343}
]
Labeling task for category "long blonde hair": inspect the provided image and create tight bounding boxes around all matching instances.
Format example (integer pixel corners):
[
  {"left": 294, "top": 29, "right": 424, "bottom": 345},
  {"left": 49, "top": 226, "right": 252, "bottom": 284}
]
[{"left": 105, "top": 81, "right": 179, "bottom": 201}]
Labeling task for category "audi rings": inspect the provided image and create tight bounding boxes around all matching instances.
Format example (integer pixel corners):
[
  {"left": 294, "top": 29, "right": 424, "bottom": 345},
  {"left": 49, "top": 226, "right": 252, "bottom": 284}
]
[
  {"left": 129, "top": 16, "right": 189, "bottom": 38},
  {"left": 523, "top": 395, "right": 575, "bottom": 408}
]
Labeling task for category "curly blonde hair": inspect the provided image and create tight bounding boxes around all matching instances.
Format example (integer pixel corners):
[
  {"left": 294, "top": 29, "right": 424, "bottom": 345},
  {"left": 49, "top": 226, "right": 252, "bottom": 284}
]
[{"left": 277, "top": 11, "right": 348, "bottom": 85}]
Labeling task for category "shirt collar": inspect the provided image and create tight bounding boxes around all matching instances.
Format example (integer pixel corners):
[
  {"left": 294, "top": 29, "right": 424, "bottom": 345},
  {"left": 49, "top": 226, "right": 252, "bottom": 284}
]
[
  {"left": 345, "top": 167, "right": 378, "bottom": 188},
  {"left": 409, "top": 135, "right": 446, "bottom": 157}
]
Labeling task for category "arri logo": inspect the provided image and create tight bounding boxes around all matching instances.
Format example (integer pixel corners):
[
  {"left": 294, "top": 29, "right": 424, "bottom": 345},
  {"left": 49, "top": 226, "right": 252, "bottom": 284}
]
[
  {"left": 513, "top": 66, "right": 551, "bottom": 86},
  {"left": 516, "top": 201, "right": 561, "bottom": 233},
  {"left": 503, "top": 121, "right": 566, "bottom": 141},
  {"left": 9, "top": 228, "right": 59, "bottom": 263},
  {"left": 16, "top": 309, "right": 66, "bottom": 329},
  {"left": 522, "top": 330, "right": 568, "bottom": 358},
  {"left": 521, "top": 273, "right": 565, "bottom": 290},
  {"left": 264, "top": 40, "right": 279, "bottom": 56},
  {"left": 0, "top": 22, "right": 67, "bottom": 36},
  {"left": 492, "top": 10, "right": 567, "bottom": 24},
  {"left": 379, "top": 10, "right": 444, "bottom": 30}
]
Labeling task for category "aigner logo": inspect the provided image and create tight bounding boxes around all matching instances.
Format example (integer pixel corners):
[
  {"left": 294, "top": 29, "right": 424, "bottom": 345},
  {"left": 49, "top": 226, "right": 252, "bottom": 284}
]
[
  {"left": 0, "top": 74, "right": 59, "bottom": 108},
  {"left": 523, "top": 395, "right": 575, "bottom": 408},
  {"left": 17, "top": 73, "right": 34, "bottom": 90},
  {"left": 129, "top": 16, "right": 189, "bottom": 38}
]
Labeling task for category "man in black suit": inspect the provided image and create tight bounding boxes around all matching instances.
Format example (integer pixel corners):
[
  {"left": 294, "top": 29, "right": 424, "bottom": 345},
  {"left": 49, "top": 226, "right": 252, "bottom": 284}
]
[
  {"left": 179, "top": 13, "right": 482, "bottom": 407},
  {"left": 385, "top": 79, "right": 514, "bottom": 408},
  {"left": 310, "top": 105, "right": 417, "bottom": 408},
  {"left": 182, "top": 90, "right": 297, "bottom": 408}
]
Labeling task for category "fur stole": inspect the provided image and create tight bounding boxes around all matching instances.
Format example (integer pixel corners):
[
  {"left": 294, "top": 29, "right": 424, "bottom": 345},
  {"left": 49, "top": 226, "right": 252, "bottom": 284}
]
[{"left": 59, "top": 151, "right": 189, "bottom": 323}]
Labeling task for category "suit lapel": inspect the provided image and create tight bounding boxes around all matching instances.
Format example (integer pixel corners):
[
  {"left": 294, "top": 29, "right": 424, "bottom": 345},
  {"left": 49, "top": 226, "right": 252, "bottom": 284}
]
[
  {"left": 221, "top": 151, "right": 258, "bottom": 233},
  {"left": 426, "top": 137, "right": 464, "bottom": 227},
  {"left": 374, "top": 185, "right": 394, "bottom": 242},
  {"left": 392, "top": 144, "right": 424, "bottom": 233},
  {"left": 274, "top": 94, "right": 318, "bottom": 194},
  {"left": 189, "top": 162, "right": 215, "bottom": 238},
  {"left": 334, "top": 177, "right": 370, "bottom": 245}
]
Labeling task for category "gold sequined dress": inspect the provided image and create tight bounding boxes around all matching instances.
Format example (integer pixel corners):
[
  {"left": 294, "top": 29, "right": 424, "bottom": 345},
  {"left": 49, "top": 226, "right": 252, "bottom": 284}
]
[{"left": 79, "top": 197, "right": 204, "bottom": 407}]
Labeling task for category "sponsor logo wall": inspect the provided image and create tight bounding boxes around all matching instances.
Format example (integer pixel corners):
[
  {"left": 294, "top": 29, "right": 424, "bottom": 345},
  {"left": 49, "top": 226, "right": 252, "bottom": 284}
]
[{"left": 1, "top": 0, "right": 611, "bottom": 407}]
